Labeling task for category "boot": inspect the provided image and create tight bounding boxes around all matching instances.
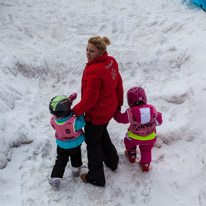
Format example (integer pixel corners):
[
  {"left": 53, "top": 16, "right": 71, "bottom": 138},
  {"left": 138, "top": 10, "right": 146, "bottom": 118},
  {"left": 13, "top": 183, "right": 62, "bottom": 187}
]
[
  {"left": 139, "top": 161, "right": 150, "bottom": 173},
  {"left": 125, "top": 148, "right": 136, "bottom": 163},
  {"left": 71, "top": 166, "right": 81, "bottom": 177},
  {"left": 48, "top": 177, "right": 61, "bottom": 187},
  {"left": 81, "top": 173, "right": 105, "bottom": 187}
]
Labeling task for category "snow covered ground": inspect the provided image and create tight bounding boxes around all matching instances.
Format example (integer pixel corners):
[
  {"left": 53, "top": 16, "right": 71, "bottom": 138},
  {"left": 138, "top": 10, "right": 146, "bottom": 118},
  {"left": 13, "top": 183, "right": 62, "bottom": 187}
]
[{"left": 1, "top": 0, "right": 206, "bottom": 205}]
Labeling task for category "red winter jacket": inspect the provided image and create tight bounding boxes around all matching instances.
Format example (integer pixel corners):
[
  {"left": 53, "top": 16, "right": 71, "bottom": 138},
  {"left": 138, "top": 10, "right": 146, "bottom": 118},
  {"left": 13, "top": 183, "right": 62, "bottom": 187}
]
[{"left": 73, "top": 52, "right": 123, "bottom": 125}]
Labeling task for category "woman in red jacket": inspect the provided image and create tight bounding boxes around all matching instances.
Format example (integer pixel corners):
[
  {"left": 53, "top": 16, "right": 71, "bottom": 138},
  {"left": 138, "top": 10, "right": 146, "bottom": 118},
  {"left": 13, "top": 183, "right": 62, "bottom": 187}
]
[{"left": 72, "top": 36, "right": 123, "bottom": 187}]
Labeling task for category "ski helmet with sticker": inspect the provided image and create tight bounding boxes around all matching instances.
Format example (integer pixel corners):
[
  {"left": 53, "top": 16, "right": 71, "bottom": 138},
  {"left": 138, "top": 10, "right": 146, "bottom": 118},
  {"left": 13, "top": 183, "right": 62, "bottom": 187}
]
[
  {"left": 49, "top": 95, "right": 71, "bottom": 117},
  {"left": 127, "top": 87, "right": 147, "bottom": 107}
]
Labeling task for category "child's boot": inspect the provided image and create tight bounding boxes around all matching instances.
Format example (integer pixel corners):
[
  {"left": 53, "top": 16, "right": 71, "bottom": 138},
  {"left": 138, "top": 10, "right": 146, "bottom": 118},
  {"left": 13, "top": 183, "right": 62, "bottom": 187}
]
[
  {"left": 125, "top": 148, "right": 136, "bottom": 163},
  {"left": 48, "top": 177, "right": 61, "bottom": 187},
  {"left": 72, "top": 166, "right": 81, "bottom": 177},
  {"left": 139, "top": 161, "right": 150, "bottom": 173}
]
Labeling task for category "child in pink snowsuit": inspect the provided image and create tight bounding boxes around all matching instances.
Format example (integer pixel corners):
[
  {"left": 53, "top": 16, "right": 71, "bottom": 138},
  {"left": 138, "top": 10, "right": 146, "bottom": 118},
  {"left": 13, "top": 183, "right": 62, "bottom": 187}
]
[{"left": 114, "top": 87, "right": 162, "bottom": 173}]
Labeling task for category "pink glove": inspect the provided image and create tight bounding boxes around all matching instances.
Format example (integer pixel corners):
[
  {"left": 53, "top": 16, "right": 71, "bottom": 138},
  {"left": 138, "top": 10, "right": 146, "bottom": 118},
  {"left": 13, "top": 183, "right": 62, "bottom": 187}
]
[{"left": 68, "top": 93, "right": 77, "bottom": 103}]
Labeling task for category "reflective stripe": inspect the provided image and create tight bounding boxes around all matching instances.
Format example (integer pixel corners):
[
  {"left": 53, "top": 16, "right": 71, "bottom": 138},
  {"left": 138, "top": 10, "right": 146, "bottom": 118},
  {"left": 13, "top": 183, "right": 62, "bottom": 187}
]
[{"left": 128, "top": 131, "right": 156, "bottom": 140}]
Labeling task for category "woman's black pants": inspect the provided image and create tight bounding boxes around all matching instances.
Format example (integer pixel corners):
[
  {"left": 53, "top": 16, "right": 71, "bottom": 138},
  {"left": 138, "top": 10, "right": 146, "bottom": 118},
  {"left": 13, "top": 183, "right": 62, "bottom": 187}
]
[{"left": 85, "top": 121, "right": 119, "bottom": 186}]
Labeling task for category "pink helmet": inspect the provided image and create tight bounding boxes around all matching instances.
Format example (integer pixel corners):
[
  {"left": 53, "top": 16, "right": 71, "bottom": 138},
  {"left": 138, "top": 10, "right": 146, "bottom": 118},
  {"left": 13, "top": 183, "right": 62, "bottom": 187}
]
[{"left": 127, "top": 87, "right": 147, "bottom": 107}]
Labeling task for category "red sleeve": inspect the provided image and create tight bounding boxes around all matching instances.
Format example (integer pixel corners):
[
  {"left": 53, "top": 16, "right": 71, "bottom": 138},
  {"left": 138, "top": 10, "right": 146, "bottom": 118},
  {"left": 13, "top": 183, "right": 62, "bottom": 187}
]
[
  {"left": 72, "top": 74, "right": 101, "bottom": 116},
  {"left": 116, "top": 74, "right": 123, "bottom": 107}
]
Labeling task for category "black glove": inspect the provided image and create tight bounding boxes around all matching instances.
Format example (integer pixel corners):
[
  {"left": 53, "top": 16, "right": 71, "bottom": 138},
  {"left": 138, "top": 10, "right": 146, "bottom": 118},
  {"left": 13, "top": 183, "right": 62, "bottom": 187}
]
[{"left": 117, "top": 106, "right": 121, "bottom": 111}]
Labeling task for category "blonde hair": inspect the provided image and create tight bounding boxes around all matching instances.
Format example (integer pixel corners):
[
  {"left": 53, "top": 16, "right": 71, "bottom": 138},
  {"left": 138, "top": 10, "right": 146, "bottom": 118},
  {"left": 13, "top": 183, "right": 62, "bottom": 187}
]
[{"left": 88, "top": 36, "right": 111, "bottom": 54}]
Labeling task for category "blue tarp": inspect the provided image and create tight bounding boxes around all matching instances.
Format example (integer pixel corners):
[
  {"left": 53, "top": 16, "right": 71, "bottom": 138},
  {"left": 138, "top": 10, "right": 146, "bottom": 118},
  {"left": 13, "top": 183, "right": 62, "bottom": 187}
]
[{"left": 191, "top": 0, "right": 206, "bottom": 11}]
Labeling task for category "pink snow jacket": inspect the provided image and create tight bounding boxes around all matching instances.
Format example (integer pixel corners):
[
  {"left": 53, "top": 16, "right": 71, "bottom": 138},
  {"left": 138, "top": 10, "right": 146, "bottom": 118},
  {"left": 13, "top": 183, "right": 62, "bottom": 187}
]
[
  {"left": 114, "top": 104, "right": 162, "bottom": 139},
  {"left": 50, "top": 115, "right": 83, "bottom": 141}
]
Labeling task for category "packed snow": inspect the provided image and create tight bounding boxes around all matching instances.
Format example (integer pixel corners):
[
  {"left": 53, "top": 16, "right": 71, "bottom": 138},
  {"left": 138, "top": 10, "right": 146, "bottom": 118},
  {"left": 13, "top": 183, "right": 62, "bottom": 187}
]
[{"left": 1, "top": 0, "right": 206, "bottom": 205}]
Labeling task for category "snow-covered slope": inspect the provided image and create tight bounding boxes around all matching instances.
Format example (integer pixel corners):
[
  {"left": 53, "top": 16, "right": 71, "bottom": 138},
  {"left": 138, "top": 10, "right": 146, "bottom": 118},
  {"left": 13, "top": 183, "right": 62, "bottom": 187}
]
[{"left": 0, "top": 0, "right": 206, "bottom": 205}]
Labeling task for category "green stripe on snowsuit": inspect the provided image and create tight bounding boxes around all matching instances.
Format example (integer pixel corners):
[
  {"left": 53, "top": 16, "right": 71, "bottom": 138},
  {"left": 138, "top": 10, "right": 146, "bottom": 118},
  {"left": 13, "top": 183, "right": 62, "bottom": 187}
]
[{"left": 128, "top": 131, "right": 156, "bottom": 140}]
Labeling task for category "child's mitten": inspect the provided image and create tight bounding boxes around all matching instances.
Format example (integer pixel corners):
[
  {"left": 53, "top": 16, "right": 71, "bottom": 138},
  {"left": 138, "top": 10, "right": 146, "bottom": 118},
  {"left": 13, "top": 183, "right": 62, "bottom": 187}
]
[{"left": 69, "top": 93, "right": 77, "bottom": 103}]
